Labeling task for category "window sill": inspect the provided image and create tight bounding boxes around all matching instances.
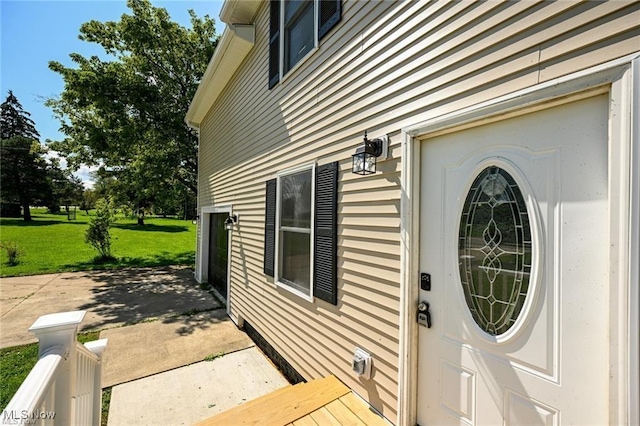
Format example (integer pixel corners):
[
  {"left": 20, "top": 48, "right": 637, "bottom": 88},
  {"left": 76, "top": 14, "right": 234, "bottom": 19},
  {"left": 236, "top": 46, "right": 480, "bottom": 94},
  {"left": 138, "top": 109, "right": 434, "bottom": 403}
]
[
  {"left": 279, "top": 46, "right": 319, "bottom": 87},
  {"left": 276, "top": 279, "right": 314, "bottom": 303}
]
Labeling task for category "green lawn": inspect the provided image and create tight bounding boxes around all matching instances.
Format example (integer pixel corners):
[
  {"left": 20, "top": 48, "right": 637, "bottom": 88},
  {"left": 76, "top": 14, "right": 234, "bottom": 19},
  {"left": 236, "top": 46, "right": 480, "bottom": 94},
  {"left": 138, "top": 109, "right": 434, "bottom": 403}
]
[{"left": 0, "top": 208, "right": 197, "bottom": 277}]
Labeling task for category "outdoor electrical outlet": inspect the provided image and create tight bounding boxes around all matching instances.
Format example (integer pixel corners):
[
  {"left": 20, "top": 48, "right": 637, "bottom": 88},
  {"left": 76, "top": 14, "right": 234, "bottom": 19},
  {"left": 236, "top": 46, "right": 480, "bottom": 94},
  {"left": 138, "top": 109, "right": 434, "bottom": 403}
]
[{"left": 352, "top": 347, "right": 372, "bottom": 380}]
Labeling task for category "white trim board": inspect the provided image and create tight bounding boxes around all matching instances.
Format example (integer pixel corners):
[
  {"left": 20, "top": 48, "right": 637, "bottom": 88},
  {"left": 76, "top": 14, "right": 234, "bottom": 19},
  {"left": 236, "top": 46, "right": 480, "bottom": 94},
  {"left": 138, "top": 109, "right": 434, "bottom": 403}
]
[
  {"left": 197, "top": 204, "right": 233, "bottom": 318},
  {"left": 398, "top": 53, "right": 640, "bottom": 426}
]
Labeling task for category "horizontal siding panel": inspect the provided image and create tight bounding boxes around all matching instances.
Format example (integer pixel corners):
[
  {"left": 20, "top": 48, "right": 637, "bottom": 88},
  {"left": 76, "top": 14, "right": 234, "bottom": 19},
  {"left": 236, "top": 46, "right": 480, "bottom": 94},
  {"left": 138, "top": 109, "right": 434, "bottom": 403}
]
[
  {"left": 338, "top": 249, "right": 400, "bottom": 271},
  {"left": 338, "top": 187, "right": 399, "bottom": 204},
  {"left": 339, "top": 294, "right": 400, "bottom": 328},
  {"left": 233, "top": 280, "right": 400, "bottom": 365},
  {"left": 539, "top": 2, "right": 639, "bottom": 62},
  {"left": 540, "top": 31, "right": 640, "bottom": 82},
  {"left": 338, "top": 202, "right": 400, "bottom": 216},
  {"left": 339, "top": 226, "right": 400, "bottom": 243},
  {"left": 338, "top": 215, "right": 399, "bottom": 228},
  {"left": 339, "top": 236, "right": 400, "bottom": 256},
  {"left": 339, "top": 278, "right": 400, "bottom": 307},
  {"left": 338, "top": 268, "right": 400, "bottom": 296},
  {"left": 197, "top": 0, "right": 639, "bottom": 422},
  {"left": 339, "top": 173, "right": 401, "bottom": 193}
]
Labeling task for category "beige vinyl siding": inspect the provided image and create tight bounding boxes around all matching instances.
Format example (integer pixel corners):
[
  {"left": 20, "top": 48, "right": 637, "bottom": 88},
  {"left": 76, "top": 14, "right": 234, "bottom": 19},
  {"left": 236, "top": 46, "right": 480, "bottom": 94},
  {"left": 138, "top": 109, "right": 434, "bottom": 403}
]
[{"left": 197, "top": 0, "right": 640, "bottom": 422}]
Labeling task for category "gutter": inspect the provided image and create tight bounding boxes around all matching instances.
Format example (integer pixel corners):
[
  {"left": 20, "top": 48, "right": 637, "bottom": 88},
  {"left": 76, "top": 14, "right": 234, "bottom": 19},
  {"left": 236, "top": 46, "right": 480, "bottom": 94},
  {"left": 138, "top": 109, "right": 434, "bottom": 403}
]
[{"left": 185, "top": 23, "right": 255, "bottom": 129}]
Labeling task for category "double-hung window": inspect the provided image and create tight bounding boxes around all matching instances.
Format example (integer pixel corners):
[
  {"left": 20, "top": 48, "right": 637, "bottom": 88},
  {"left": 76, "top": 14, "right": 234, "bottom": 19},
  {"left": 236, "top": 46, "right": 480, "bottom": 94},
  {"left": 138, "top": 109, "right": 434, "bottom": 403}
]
[
  {"left": 264, "top": 162, "right": 338, "bottom": 305},
  {"left": 276, "top": 164, "right": 315, "bottom": 298},
  {"left": 269, "top": 0, "right": 342, "bottom": 89}
]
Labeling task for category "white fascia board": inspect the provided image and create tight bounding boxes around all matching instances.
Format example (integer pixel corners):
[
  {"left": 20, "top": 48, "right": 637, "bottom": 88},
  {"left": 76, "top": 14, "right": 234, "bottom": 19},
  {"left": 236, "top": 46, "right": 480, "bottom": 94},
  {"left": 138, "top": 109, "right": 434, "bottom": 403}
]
[
  {"left": 220, "top": 0, "right": 262, "bottom": 25},
  {"left": 185, "top": 23, "right": 255, "bottom": 128}
]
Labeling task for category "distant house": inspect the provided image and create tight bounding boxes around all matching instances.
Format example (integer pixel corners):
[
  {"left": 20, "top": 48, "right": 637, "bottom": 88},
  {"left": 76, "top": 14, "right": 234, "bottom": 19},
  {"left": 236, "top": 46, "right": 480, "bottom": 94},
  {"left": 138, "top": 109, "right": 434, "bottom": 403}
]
[{"left": 186, "top": 1, "right": 639, "bottom": 424}]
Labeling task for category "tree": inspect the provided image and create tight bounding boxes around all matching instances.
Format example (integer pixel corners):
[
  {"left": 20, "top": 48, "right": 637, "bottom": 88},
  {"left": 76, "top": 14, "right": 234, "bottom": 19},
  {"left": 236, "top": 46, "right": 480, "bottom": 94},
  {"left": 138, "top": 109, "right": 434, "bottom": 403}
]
[
  {"left": 0, "top": 136, "right": 50, "bottom": 220},
  {"left": 85, "top": 197, "right": 116, "bottom": 260},
  {"left": 46, "top": 158, "right": 84, "bottom": 214},
  {"left": 80, "top": 189, "right": 97, "bottom": 214},
  {"left": 47, "top": 0, "right": 217, "bottom": 220},
  {"left": 1, "top": 90, "right": 39, "bottom": 141},
  {"left": 0, "top": 91, "right": 49, "bottom": 221}
]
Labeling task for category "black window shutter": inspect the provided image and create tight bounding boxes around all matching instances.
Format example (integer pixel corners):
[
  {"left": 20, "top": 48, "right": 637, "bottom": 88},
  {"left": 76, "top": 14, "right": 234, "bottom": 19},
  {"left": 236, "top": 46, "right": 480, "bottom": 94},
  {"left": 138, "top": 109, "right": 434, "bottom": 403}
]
[
  {"left": 318, "top": 0, "right": 341, "bottom": 40},
  {"left": 264, "top": 178, "right": 277, "bottom": 276},
  {"left": 268, "top": 1, "right": 280, "bottom": 89},
  {"left": 314, "top": 161, "right": 338, "bottom": 304}
]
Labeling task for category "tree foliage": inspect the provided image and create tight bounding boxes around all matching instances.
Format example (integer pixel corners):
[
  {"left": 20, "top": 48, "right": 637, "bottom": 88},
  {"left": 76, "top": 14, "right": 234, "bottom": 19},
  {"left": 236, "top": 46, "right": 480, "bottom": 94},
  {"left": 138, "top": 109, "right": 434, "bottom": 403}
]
[
  {"left": 85, "top": 198, "right": 116, "bottom": 260},
  {"left": 47, "top": 0, "right": 217, "bottom": 220},
  {"left": 1, "top": 90, "right": 40, "bottom": 141},
  {"left": 80, "top": 189, "right": 97, "bottom": 214},
  {"left": 46, "top": 158, "right": 84, "bottom": 213},
  {"left": 0, "top": 91, "right": 48, "bottom": 221}
]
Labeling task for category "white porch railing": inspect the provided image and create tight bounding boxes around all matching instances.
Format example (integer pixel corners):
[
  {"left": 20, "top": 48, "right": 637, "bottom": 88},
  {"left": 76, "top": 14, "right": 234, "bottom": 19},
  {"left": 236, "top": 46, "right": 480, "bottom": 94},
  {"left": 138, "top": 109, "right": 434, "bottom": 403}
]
[{"left": 1, "top": 311, "right": 108, "bottom": 426}]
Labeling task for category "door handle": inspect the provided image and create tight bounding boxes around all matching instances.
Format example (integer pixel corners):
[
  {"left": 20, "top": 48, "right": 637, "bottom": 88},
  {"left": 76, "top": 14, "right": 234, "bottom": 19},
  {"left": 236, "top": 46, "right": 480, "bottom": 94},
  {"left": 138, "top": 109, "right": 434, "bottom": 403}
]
[{"left": 417, "top": 301, "right": 432, "bottom": 328}]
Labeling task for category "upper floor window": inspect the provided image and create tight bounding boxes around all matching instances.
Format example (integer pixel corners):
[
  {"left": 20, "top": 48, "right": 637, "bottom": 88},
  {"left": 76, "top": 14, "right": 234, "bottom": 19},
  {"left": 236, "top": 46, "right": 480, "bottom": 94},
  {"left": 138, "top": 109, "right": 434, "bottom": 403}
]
[{"left": 269, "top": 0, "right": 341, "bottom": 89}]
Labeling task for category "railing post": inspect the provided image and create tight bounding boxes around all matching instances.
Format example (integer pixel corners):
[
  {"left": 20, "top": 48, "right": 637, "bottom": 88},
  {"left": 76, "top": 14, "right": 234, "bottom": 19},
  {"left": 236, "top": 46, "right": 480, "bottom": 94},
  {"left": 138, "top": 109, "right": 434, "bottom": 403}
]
[
  {"left": 84, "top": 339, "right": 108, "bottom": 426},
  {"left": 29, "top": 311, "right": 86, "bottom": 425}
]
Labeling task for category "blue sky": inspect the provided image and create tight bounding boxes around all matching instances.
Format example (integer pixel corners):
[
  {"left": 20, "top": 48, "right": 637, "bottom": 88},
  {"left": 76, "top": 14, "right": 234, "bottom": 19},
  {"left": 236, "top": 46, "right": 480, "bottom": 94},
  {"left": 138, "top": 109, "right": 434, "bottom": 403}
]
[{"left": 1, "top": 0, "right": 223, "bottom": 186}]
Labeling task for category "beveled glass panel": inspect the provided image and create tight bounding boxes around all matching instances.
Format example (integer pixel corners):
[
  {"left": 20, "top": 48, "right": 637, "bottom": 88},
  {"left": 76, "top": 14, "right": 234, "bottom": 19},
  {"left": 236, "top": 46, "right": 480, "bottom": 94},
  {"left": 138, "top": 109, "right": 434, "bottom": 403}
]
[
  {"left": 458, "top": 166, "right": 533, "bottom": 336},
  {"left": 280, "top": 170, "right": 312, "bottom": 228}
]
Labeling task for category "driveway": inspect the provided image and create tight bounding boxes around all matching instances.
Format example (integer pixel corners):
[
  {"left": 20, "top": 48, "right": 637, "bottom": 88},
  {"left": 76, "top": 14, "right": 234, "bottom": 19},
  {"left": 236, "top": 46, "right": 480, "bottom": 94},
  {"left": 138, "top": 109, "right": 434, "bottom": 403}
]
[
  {"left": 0, "top": 266, "right": 223, "bottom": 348},
  {"left": 0, "top": 265, "right": 291, "bottom": 426}
]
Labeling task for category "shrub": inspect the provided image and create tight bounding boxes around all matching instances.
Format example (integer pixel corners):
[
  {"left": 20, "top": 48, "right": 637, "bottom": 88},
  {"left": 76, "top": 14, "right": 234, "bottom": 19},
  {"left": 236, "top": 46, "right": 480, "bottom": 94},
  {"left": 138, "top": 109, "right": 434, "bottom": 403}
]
[
  {"left": 0, "top": 241, "right": 21, "bottom": 265},
  {"left": 85, "top": 198, "right": 116, "bottom": 260}
]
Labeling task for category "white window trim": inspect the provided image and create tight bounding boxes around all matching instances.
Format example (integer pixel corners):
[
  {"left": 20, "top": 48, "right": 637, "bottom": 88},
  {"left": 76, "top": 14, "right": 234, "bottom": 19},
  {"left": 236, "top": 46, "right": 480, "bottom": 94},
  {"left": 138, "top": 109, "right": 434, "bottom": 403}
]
[
  {"left": 197, "top": 204, "right": 234, "bottom": 319},
  {"left": 278, "top": 0, "right": 320, "bottom": 84},
  {"left": 274, "top": 162, "right": 316, "bottom": 302}
]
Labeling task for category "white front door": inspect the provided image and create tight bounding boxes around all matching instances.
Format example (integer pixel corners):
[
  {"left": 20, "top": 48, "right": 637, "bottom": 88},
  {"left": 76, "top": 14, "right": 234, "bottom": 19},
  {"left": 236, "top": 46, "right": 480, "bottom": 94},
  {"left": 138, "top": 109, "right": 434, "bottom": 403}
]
[{"left": 416, "top": 94, "right": 611, "bottom": 425}]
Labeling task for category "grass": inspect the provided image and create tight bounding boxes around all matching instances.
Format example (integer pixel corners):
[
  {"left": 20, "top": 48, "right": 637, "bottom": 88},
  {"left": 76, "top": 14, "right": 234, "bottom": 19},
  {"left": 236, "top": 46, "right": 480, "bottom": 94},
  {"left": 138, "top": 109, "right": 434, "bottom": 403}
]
[
  {"left": 203, "top": 352, "right": 225, "bottom": 362},
  {"left": 102, "top": 387, "right": 112, "bottom": 425},
  {"left": 0, "top": 208, "right": 197, "bottom": 277},
  {"left": 0, "top": 331, "right": 101, "bottom": 411},
  {"left": 0, "top": 209, "right": 198, "bottom": 414}
]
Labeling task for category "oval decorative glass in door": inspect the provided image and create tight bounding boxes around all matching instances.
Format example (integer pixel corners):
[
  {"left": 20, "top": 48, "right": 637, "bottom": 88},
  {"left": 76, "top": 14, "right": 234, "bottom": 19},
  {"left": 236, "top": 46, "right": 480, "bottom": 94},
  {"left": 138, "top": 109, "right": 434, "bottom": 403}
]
[{"left": 458, "top": 166, "right": 533, "bottom": 336}]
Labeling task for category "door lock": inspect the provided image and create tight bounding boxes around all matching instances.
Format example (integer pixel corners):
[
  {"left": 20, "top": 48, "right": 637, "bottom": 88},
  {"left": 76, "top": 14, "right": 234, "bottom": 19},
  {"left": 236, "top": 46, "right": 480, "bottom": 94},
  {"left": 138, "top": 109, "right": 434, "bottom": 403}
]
[{"left": 417, "top": 301, "right": 432, "bottom": 328}]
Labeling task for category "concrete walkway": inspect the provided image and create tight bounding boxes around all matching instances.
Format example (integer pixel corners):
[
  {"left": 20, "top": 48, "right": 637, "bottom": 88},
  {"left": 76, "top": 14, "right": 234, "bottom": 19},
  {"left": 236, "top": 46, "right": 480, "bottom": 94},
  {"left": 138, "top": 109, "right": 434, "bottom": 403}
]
[
  {"left": 0, "top": 267, "right": 290, "bottom": 425},
  {"left": 0, "top": 266, "right": 220, "bottom": 348},
  {"left": 100, "top": 308, "right": 254, "bottom": 387},
  {"left": 107, "top": 347, "right": 290, "bottom": 426}
]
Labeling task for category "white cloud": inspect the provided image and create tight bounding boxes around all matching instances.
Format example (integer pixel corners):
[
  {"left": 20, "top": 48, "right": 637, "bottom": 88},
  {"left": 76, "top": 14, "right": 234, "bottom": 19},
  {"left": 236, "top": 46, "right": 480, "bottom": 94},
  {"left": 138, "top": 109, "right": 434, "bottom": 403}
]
[
  {"left": 44, "top": 150, "right": 68, "bottom": 169},
  {"left": 46, "top": 150, "right": 97, "bottom": 189},
  {"left": 74, "top": 165, "right": 99, "bottom": 189}
]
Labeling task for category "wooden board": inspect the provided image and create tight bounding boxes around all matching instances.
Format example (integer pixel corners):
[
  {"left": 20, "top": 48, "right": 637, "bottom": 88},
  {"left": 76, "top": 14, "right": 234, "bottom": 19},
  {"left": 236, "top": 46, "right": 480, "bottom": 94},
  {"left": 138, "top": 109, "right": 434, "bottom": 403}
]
[
  {"left": 337, "top": 393, "right": 390, "bottom": 426},
  {"left": 196, "top": 376, "right": 350, "bottom": 426}
]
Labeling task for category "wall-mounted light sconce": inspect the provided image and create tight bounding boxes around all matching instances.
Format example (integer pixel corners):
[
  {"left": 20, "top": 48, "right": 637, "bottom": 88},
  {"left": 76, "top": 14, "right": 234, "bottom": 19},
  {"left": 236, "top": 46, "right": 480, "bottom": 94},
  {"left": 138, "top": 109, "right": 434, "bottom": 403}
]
[
  {"left": 225, "top": 214, "right": 238, "bottom": 231},
  {"left": 351, "top": 131, "right": 389, "bottom": 175}
]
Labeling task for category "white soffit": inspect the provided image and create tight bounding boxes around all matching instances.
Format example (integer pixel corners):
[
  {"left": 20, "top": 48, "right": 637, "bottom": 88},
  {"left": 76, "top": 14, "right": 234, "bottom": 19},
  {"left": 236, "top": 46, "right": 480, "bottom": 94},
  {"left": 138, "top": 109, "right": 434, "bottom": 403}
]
[
  {"left": 185, "top": 0, "right": 262, "bottom": 128},
  {"left": 220, "top": 0, "right": 261, "bottom": 25}
]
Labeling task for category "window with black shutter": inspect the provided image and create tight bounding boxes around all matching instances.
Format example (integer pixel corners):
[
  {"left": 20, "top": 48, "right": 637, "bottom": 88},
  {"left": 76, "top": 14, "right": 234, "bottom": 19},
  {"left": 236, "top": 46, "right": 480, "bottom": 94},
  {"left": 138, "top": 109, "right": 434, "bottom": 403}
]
[
  {"left": 268, "top": 0, "right": 341, "bottom": 89},
  {"left": 268, "top": 1, "right": 280, "bottom": 89},
  {"left": 313, "top": 162, "right": 338, "bottom": 304},
  {"left": 264, "top": 179, "right": 277, "bottom": 276},
  {"left": 318, "top": 0, "right": 341, "bottom": 40},
  {"left": 263, "top": 161, "right": 338, "bottom": 305}
]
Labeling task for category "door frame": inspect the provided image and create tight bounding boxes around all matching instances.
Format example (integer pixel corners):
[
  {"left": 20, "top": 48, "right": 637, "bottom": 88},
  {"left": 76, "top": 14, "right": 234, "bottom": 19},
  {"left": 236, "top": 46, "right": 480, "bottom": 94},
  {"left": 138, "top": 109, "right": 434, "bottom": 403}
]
[
  {"left": 197, "top": 204, "right": 233, "bottom": 316},
  {"left": 397, "top": 54, "right": 640, "bottom": 426}
]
